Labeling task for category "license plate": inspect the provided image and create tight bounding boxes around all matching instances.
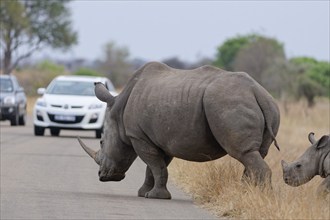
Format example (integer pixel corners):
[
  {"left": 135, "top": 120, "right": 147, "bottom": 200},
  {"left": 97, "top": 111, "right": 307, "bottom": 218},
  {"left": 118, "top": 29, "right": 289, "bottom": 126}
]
[{"left": 54, "top": 115, "right": 75, "bottom": 121}]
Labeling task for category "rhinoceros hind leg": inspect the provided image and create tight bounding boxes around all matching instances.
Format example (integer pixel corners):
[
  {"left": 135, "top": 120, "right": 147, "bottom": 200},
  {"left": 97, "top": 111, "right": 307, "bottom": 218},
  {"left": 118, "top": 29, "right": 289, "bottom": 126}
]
[{"left": 240, "top": 151, "right": 272, "bottom": 187}]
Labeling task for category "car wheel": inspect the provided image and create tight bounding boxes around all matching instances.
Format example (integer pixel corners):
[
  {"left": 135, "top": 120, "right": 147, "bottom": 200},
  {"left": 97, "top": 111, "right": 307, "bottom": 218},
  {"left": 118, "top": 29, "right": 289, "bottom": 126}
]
[
  {"left": 50, "top": 128, "right": 60, "bottom": 136},
  {"left": 34, "top": 125, "right": 45, "bottom": 136},
  {"left": 10, "top": 113, "right": 19, "bottom": 126},
  {"left": 95, "top": 127, "right": 103, "bottom": 138},
  {"left": 19, "top": 113, "right": 26, "bottom": 126}
]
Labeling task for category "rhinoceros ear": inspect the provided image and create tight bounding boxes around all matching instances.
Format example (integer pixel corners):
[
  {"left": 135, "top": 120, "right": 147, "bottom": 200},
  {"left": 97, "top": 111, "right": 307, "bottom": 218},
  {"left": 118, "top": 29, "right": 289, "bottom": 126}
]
[
  {"left": 94, "top": 82, "right": 115, "bottom": 106},
  {"left": 308, "top": 132, "right": 316, "bottom": 144},
  {"left": 316, "top": 135, "right": 330, "bottom": 149}
]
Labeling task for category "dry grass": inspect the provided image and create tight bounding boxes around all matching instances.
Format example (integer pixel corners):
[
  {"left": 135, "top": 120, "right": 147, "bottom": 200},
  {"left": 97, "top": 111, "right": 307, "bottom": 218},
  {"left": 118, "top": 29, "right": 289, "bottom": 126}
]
[
  {"left": 169, "top": 99, "right": 330, "bottom": 219},
  {"left": 26, "top": 96, "right": 38, "bottom": 115}
]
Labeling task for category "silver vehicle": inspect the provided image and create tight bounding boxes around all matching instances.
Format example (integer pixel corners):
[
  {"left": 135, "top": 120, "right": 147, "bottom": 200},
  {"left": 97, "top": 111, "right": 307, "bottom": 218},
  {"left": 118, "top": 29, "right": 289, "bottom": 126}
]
[{"left": 0, "top": 75, "right": 27, "bottom": 126}]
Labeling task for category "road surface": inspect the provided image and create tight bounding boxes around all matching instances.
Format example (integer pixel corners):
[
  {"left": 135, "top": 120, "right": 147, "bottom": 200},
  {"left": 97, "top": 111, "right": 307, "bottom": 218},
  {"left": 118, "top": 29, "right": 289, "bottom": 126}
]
[{"left": 1, "top": 116, "right": 217, "bottom": 219}]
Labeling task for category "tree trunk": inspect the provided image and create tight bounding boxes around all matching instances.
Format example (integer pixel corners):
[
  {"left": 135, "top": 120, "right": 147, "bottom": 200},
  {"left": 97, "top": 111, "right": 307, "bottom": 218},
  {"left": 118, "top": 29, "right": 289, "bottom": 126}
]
[{"left": 4, "top": 49, "right": 12, "bottom": 75}]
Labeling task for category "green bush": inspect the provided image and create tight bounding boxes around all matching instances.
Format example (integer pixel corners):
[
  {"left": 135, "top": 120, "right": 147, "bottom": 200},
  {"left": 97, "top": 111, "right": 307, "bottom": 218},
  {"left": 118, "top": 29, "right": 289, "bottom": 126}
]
[
  {"left": 16, "top": 61, "right": 67, "bottom": 96},
  {"left": 73, "top": 68, "right": 102, "bottom": 77}
]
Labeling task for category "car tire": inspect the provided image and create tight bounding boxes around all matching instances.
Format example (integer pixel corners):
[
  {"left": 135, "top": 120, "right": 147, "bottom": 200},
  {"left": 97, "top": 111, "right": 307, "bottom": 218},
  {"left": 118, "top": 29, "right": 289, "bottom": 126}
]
[
  {"left": 95, "top": 127, "right": 103, "bottom": 139},
  {"left": 10, "top": 113, "right": 19, "bottom": 126},
  {"left": 50, "top": 128, "right": 60, "bottom": 136},
  {"left": 19, "top": 113, "right": 26, "bottom": 126},
  {"left": 34, "top": 125, "right": 45, "bottom": 136}
]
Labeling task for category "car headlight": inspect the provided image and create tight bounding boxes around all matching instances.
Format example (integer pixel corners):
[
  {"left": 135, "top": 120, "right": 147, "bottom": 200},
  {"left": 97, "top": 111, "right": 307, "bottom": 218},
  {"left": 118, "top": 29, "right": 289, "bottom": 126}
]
[
  {"left": 36, "top": 100, "right": 47, "bottom": 107},
  {"left": 4, "top": 96, "right": 16, "bottom": 105},
  {"left": 88, "top": 103, "right": 103, "bottom": 109}
]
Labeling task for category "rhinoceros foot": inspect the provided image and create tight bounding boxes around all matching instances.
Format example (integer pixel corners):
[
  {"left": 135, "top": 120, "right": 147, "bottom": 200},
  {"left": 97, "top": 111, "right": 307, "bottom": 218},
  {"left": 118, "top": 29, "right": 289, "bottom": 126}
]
[
  {"left": 138, "top": 184, "right": 153, "bottom": 197},
  {"left": 145, "top": 188, "right": 171, "bottom": 199}
]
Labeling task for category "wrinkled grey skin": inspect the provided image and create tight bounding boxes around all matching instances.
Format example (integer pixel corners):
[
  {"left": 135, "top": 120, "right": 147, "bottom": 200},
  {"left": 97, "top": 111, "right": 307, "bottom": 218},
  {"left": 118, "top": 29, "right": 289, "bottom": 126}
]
[
  {"left": 78, "top": 62, "right": 280, "bottom": 199},
  {"left": 281, "top": 133, "right": 330, "bottom": 196}
]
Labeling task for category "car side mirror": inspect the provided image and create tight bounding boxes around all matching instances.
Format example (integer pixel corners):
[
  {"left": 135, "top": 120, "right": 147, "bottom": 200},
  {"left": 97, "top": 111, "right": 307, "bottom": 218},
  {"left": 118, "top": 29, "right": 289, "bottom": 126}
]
[
  {"left": 37, "top": 88, "right": 46, "bottom": 95},
  {"left": 17, "top": 87, "right": 24, "bottom": 93}
]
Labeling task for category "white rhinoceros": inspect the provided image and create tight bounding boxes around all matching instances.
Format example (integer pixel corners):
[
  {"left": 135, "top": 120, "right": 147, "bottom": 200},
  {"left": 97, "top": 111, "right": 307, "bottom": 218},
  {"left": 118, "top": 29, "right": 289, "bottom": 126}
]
[{"left": 78, "top": 62, "right": 280, "bottom": 199}]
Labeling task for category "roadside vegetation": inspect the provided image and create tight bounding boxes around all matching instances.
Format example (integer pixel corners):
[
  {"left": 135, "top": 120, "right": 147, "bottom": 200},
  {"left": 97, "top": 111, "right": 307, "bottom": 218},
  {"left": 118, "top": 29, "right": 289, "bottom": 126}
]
[{"left": 169, "top": 99, "right": 329, "bottom": 219}]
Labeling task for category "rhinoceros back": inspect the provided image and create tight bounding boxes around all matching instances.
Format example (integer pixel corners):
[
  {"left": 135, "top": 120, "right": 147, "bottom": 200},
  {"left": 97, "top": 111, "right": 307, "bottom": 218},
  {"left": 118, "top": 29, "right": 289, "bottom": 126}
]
[{"left": 122, "top": 62, "right": 279, "bottom": 161}]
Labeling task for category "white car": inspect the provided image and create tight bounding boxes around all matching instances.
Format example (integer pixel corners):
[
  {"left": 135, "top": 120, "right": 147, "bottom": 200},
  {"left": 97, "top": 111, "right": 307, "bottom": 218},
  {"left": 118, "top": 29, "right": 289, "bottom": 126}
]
[{"left": 33, "top": 75, "right": 116, "bottom": 138}]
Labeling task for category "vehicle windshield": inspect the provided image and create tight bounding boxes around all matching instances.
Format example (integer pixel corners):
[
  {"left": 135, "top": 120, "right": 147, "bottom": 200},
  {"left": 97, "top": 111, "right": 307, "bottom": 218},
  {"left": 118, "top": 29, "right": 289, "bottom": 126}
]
[
  {"left": 0, "top": 78, "right": 14, "bottom": 92},
  {"left": 46, "top": 80, "right": 95, "bottom": 96}
]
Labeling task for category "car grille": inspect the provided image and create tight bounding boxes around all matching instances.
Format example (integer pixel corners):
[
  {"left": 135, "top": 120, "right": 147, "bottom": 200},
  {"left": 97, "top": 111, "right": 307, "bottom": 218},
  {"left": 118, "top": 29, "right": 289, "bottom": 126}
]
[
  {"left": 71, "top": 106, "right": 83, "bottom": 109},
  {"left": 50, "top": 104, "right": 83, "bottom": 109},
  {"left": 47, "top": 113, "right": 84, "bottom": 124},
  {"left": 51, "top": 104, "right": 62, "bottom": 108}
]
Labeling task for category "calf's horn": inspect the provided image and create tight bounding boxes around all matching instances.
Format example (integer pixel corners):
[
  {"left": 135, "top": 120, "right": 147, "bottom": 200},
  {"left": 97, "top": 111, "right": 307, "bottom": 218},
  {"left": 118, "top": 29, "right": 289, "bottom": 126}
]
[
  {"left": 308, "top": 132, "right": 316, "bottom": 144},
  {"left": 77, "top": 137, "right": 100, "bottom": 164}
]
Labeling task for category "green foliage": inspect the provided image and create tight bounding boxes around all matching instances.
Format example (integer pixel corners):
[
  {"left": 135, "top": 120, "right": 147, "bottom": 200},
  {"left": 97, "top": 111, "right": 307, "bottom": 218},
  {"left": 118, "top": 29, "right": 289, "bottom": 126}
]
[
  {"left": 307, "top": 61, "right": 330, "bottom": 96},
  {"left": 37, "top": 60, "right": 65, "bottom": 74},
  {"left": 214, "top": 34, "right": 328, "bottom": 107},
  {"left": 297, "top": 75, "right": 325, "bottom": 107},
  {"left": 214, "top": 34, "right": 284, "bottom": 72},
  {"left": 73, "top": 68, "right": 102, "bottom": 77},
  {"left": 290, "top": 57, "right": 318, "bottom": 66},
  {"left": 216, "top": 34, "right": 286, "bottom": 97},
  {"left": 213, "top": 34, "right": 254, "bottom": 70},
  {"left": 15, "top": 61, "right": 67, "bottom": 96},
  {"left": 290, "top": 57, "right": 330, "bottom": 97},
  {"left": 0, "top": 0, "right": 77, "bottom": 74},
  {"left": 288, "top": 57, "right": 329, "bottom": 107}
]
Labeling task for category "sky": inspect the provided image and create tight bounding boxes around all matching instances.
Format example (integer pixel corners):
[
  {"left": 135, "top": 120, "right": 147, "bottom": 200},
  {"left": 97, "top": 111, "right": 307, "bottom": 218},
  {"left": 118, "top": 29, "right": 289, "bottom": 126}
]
[{"left": 40, "top": 0, "right": 330, "bottom": 63}]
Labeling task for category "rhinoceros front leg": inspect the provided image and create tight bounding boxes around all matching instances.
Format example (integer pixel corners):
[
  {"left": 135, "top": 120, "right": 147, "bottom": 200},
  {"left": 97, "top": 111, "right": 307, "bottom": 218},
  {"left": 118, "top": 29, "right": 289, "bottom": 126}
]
[
  {"left": 138, "top": 155, "right": 173, "bottom": 197},
  {"left": 132, "top": 138, "right": 172, "bottom": 199},
  {"left": 317, "top": 176, "right": 330, "bottom": 197},
  {"left": 138, "top": 166, "right": 154, "bottom": 197}
]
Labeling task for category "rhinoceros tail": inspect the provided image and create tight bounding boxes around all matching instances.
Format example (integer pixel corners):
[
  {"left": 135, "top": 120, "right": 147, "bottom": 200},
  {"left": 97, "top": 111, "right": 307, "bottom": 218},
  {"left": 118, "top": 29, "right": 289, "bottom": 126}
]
[{"left": 254, "top": 86, "right": 281, "bottom": 151}]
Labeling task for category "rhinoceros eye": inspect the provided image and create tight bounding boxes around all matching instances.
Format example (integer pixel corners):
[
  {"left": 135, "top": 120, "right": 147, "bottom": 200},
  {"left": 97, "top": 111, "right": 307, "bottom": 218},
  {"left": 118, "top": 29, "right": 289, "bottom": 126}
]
[{"left": 295, "top": 164, "right": 302, "bottom": 169}]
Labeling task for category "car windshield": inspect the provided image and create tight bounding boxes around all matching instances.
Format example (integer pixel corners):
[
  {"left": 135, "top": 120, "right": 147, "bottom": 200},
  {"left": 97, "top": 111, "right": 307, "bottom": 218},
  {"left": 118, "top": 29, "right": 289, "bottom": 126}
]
[
  {"left": 46, "top": 80, "right": 95, "bottom": 96},
  {"left": 0, "top": 78, "right": 14, "bottom": 92}
]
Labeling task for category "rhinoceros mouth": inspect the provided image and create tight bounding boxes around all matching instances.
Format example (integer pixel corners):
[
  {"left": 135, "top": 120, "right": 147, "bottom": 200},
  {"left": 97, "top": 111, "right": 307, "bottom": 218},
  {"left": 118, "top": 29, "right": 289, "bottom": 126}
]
[
  {"left": 99, "top": 173, "right": 125, "bottom": 182},
  {"left": 284, "top": 178, "right": 300, "bottom": 187}
]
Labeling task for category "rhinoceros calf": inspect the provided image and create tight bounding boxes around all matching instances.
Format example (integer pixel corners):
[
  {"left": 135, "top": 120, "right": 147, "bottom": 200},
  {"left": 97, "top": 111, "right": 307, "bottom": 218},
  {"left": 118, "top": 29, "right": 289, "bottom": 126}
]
[
  {"left": 281, "top": 133, "right": 330, "bottom": 195},
  {"left": 78, "top": 62, "right": 280, "bottom": 199}
]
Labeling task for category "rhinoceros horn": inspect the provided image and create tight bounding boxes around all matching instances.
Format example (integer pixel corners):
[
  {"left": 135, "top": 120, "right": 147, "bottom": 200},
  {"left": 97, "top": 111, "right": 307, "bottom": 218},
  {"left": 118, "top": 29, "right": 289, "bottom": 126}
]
[
  {"left": 77, "top": 137, "right": 100, "bottom": 165},
  {"left": 308, "top": 132, "right": 316, "bottom": 144},
  {"left": 94, "top": 82, "right": 115, "bottom": 106}
]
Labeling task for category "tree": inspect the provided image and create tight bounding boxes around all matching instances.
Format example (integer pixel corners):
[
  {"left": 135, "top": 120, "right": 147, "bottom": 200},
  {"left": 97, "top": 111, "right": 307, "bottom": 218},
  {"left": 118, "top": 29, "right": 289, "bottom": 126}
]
[
  {"left": 213, "top": 34, "right": 257, "bottom": 70},
  {"left": 0, "top": 0, "right": 77, "bottom": 74},
  {"left": 215, "top": 34, "right": 286, "bottom": 96},
  {"left": 290, "top": 57, "right": 329, "bottom": 106},
  {"left": 290, "top": 57, "right": 329, "bottom": 96},
  {"left": 99, "top": 41, "right": 134, "bottom": 88},
  {"left": 296, "top": 75, "right": 325, "bottom": 107},
  {"left": 73, "top": 68, "right": 102, "bottom": 77},
  {"left": 232, "top": 36, "right": 286, "bottom": 84}
]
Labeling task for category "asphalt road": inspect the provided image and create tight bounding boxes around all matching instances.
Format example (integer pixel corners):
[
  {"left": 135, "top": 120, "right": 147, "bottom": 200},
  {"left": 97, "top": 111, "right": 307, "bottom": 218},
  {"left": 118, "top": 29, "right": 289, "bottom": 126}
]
[{"left": 1, "top": 116, "right": 217, "bottom": 219}]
